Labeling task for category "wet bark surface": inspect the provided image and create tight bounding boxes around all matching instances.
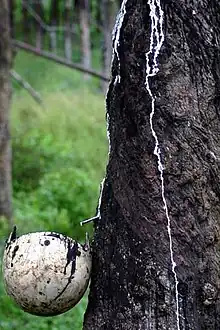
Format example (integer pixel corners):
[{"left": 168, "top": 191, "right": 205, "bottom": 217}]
[
  {"left": 0, "top": 1, "right": 12, "bottom": 222},
  {"left": 83, "top": 1, "right": 220, "bottom": 329}
]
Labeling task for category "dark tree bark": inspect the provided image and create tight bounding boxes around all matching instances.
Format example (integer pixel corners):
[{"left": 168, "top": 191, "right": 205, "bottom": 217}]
[
  {"left": 0, "top": 1, "right": 12, "bottom": 223},
  {"left": 83, "top": 1, "right": 220, "bottom": 329}
]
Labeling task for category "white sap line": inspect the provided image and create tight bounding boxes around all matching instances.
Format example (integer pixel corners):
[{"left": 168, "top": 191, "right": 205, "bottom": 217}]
[
  {"left": 106, "top": 112, "right": 111, "bottom": 153},
  {"left": 145, "top": 1, "right": 180, "bottom": 329},
  {"left": 96, "top": 178, "right": 106, "bottom": 219},
  {"left": 112, "top": 0, "right": 128, "bottom": 83}
]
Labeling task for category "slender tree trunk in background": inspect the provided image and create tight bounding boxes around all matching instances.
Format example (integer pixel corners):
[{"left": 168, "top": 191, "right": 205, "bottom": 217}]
[
  {"left": 49, "top": 0, "right": 59, "bottom": 52},
  {"left": 101, "top": 0, "right": 118, "bottom": 92},
  {"left": 0, "top": 1, "right": 12, "bottom": 224},
  {"left": 34, "top": 0, "right": 44, "bottom": 49},
  {"left": 79, "top": 0, "right": 91, "bottom": 79},
  {"left": 71, "top": 1, "right": 77, "bottom": 47},
  {"left": 64, "top": 0, "right": 73, "bottom": 61},
  {"left": 22, "top": 1, "right": 31, "bottom": 43},
  {"left": 83, "top": 1, "right": 220, "bottom": 329},
  {"left": 8, "top": 0, "right": 14, "bottom": 38}
]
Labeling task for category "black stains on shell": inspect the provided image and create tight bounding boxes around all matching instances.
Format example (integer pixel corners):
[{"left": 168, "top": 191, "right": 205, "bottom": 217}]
[
  {"left": 44, "top": 240, "right": 50, "bottom": 246},
  {"left": 46, "top": 232, "right": 73, "bottom": 250},
  {"left": 10, "top": 226, "right": 17, "bottom": 241},
  {"left": 8, "top": 241, "right": 19, "bottom": 267},
  {"left": 82, "top": 243, "right": 90, "bottom": 252},
  {"left": 53, "top": 240, "right": 79, "bottom": 301},
  {"left": 54, "top": 281, "right": 70, "bottom": 301},
  {"left": 11, "top": 245, "right": 19, "bottom": 261},
  {"left": 5, "top": 226, "right": 17, "bottom": 250},
  {"left": 64, "top": 240, "right": 78, "bottom": 276},
  {"left": 46, "top": 232, "right": 63, "bottom": 240},
  {"left": 6, "top": 244, "right": 12, "bottom": 257},
  {"left": 78, "top": 288, "right": 85, "bottom": 297}
]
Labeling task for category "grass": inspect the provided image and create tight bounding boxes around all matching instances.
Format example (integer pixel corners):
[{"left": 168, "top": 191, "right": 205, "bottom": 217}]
[
  {"left": 12, "top": 78, "right": 108, "bottom": 184},
  {"left": 0, "top": 51, "right": 108, "bottom": 329}
]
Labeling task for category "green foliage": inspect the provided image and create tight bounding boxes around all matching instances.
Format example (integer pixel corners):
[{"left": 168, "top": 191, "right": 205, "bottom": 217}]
[
  {"left": 0, "top": 52, "right": 107, "bottom": 329},
  {"left": 10, "top": 52, "right": 108, "bottom": 241},
  {"left": 13, "top": 166, "right": 97, "bottom": 238},
  {"left": 12, "top": 51, "right": 101, "bottom": 93}
]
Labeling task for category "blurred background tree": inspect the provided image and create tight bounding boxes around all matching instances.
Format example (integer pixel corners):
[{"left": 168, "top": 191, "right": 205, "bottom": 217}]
[
  {"left": 0, "top": 0, "right": 119, "bottom": 329},
  {"left": 0, "top": 0, "right": 12, "bottom": 225}
]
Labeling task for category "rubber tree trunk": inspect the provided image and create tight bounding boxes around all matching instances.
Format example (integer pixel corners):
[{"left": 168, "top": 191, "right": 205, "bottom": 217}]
[
  {"left": 83, "top": 1, "right": 220, "bottom": 329},
  {"left": 0, "top": 1, "right": 12, "bottom": 223}
]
